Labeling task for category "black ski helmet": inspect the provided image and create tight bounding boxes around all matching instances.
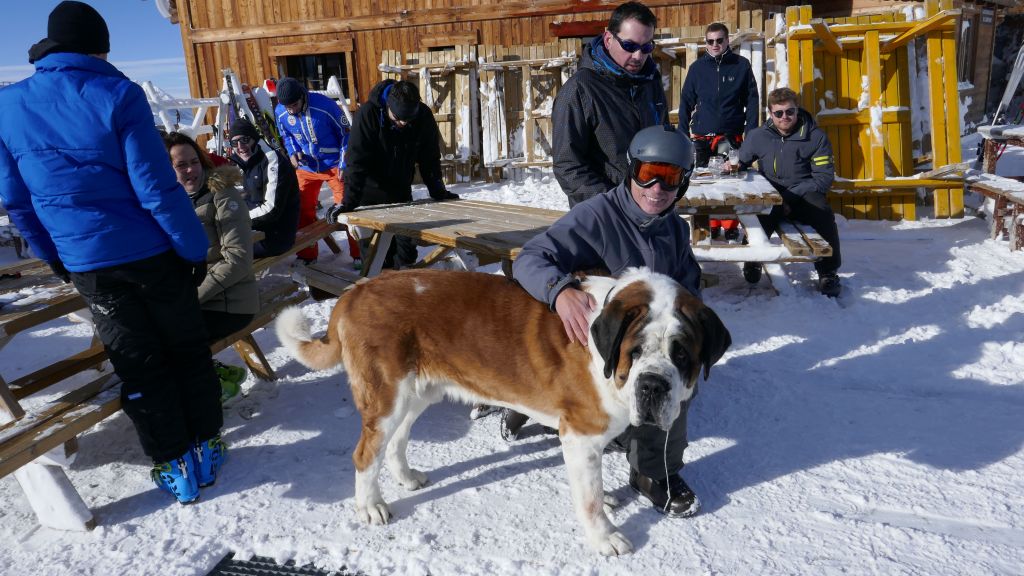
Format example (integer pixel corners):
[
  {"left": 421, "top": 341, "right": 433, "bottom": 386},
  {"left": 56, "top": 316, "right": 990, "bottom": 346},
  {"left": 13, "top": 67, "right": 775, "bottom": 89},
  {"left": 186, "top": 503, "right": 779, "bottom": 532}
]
[{"left": 626, "top": 125, "right": 696, "bottom": 199}]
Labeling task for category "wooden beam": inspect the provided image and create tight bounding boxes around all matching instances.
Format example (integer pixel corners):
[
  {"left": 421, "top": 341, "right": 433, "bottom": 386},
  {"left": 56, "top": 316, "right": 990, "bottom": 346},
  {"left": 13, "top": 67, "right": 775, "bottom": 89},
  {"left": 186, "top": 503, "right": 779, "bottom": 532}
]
[
  {"left": 421, "top": 31, "right": 479, "bottom": 48},
  {"left": 831, "top": 178, "right": 963, "bottom": 189},
  {"left": 879, "top": 9, "right": 960, "bottom": 54},
  {"left": 815, "top": 109, "right": 910, "bottom": 127},
  {"left": 788, "top": 21, "right": 955, "bottom": 40},
  {"left": 810, "top": 19, "right": 842, "bottom": 55},
  {"left": 268, "top": 38, "right": 354, "bottom": 58},
  {"left": 864, "top": 31, "right": 886, "bottom": 180},
  {"left": 186, "top": 0, "right": 709, "bottom": 44},
  {"left": 550, "top": 20, "right": 606, "bottom": 38}
]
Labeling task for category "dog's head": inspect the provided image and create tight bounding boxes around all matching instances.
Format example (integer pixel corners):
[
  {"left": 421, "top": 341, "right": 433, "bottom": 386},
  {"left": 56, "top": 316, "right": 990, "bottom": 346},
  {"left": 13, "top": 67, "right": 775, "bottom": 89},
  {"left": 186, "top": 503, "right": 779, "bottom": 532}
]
[{"left": 589, "top": 269, "right": 731, "bottom": 430}]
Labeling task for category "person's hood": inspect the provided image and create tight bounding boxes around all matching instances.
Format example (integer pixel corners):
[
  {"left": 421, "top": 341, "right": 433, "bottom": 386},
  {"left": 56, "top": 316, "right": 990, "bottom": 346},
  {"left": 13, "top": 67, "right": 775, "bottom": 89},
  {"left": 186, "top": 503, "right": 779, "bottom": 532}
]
[
  {"left": 609, "top": 180, "right": 679, "bottom": 231},
  {"left": 583, "top": 35, "right": 659, "bottom": 83},
  {"left": 367, "top": 79, "right": 398, "bottom": 113},
  {"left": 765, "top": 108, "right": 817, "bottom": 141},
  {"left": 191, "top": 165, "right": 243, "bottom": 203}
]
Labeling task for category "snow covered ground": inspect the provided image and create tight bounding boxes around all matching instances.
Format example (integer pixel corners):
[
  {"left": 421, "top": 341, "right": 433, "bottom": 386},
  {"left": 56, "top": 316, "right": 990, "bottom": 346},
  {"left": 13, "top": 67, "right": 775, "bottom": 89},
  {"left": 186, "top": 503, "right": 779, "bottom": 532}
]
[{"left": 1, "top": 170, "right": 1023, "bottom": 575}]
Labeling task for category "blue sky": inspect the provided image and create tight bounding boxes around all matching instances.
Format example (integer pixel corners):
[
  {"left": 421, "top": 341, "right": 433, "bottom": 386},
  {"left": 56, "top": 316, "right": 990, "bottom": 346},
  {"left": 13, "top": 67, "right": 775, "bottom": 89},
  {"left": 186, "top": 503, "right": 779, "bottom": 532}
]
[{"left": 1, "top": 1, "right": 190, "bottom": 96}]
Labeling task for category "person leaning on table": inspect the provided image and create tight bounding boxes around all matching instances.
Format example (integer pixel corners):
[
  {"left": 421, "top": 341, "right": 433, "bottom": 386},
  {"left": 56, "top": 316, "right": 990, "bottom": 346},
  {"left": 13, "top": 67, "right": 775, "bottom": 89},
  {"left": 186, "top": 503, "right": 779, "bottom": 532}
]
[
  {"left": 0, "top": 1, "right": 225, "bottom": 504},
  {"left": 737, "top": 87, "right": 842, "bottom": 297}
]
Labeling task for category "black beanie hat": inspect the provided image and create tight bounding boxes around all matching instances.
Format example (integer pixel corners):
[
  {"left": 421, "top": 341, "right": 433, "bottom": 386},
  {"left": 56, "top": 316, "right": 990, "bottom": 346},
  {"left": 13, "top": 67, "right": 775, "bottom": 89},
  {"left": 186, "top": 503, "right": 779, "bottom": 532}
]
[
  {"left": 276, "top": 77, "right": 305, "bottom": 106},
  {"left": 229, "top": 118, "right": 260, "bottom": 141},
  {"left": 29, "top": 1, "right": 110, "bottom": 63},
  {"left": 387, "top": 82, "right": 420, "bottom": 123}
]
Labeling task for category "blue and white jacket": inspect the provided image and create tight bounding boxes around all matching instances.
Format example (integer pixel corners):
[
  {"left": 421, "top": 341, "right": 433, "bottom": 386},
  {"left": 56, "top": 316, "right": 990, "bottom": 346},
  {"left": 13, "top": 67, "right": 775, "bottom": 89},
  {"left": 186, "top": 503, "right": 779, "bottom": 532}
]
[
  {"left": 275, "top": 91, "right": 350, "bottom": 174},
  {"left": 0, "top": 53, "right": 208, "bottom": 271}
]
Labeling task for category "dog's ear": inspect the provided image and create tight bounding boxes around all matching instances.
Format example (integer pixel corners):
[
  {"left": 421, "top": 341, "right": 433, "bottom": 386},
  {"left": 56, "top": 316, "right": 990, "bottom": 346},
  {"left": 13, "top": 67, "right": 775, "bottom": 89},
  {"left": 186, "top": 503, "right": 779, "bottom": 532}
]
[
  {"left": 698, "top": 305, "right": 731, "bottom": 380},
  {"left": 591, "top": 300, "right": 636, "bottom": 380}
]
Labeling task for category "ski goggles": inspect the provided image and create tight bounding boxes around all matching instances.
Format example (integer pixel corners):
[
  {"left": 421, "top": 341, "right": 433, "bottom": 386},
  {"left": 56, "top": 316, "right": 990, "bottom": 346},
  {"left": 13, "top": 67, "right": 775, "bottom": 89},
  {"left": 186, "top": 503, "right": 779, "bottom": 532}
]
[
  {"left": 612, "top": 32, "right": 655, "bottom": 55},
  {"left": 230, "top": 136, "right": 255, "bottom": 148},
  {"left": 630, "top": 160, "right": 689, "bottom": 191}
]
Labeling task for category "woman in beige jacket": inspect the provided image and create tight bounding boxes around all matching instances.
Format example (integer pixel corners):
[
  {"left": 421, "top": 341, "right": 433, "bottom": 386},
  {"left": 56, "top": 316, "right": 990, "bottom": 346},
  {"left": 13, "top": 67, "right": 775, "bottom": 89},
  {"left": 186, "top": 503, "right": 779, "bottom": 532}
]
[{"left": 166, "top": 132, "right": 258, "bottom": 398}]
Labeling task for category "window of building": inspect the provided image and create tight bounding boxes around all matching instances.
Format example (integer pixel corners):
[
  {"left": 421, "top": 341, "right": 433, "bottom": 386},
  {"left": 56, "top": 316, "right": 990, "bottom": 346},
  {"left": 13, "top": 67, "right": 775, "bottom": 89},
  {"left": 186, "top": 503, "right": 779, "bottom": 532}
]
[
  {"left": 278, "top": 53, "right": 351, "bottom": 98},
  {"left": 958, "top": 13, "right": 980, "bottom": 84}
]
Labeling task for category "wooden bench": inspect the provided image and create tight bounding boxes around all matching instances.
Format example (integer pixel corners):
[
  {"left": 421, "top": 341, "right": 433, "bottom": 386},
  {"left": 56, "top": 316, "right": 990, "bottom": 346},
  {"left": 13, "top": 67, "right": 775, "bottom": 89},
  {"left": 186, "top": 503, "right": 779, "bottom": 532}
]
[
  {"left": 0, "top": 222, "right": 341, "bottom": 531},
  {"left": 0, "top": 276, "right": 308, "bottom": 531},
  {"left": 968, "top": 171, "right": 1024, "bottom": 251}
]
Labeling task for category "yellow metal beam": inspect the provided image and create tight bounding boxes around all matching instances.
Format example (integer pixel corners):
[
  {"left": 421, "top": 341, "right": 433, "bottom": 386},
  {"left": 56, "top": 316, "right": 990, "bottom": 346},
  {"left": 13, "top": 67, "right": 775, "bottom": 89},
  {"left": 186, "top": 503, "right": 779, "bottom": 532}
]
[
  {"left": 831, "top": 178, "right": 963, "bottom": 189},
  {"left": 879, "top": 9, "right": 960, "bottom": 54},
  {"left": 864, "top": 31, "right": 886, "bottom": 180},
  {"left": 809, "top": 19, "right": 842, "bottom": 55},
  {"left": 786, "top": 6, "right": 802, "bottom": 90},
  {"left": 788, "top": 22, "right": 955, "bottom": 41}
]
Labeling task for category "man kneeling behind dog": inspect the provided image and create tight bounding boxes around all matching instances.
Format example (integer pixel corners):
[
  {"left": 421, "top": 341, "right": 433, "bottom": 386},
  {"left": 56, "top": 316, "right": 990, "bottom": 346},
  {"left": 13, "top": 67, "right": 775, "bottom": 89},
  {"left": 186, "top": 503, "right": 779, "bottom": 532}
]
[
  {"left": 511, "top": 125, "right": 710, "bottom": 517},
  {"left": 274, "top": 127, "right": 730, "bottom": 555}
]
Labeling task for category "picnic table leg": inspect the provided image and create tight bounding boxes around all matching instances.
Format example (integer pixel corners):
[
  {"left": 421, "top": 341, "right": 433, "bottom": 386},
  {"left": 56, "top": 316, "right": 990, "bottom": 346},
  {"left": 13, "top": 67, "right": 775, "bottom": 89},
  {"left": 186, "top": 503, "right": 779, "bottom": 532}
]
[
  {"left": 761, "top": 263, "right": 795, "bottom": 297},
  {"left": 13, "top": 452, "right": 95, "bottom": 531},
  {"left": 992, "top": 196, "right": 1009, "bottom": 240},
  {"left": 322, "top": 235, "right": 343, "bottom": 255},
  {"left": 233, "top": 335, "right": 276, "bottom": 381},
  {"left": 361, "top": 231, "right": 394, "bottom": 278},
  {"left": 0, "top": 374, "right": 26, "bottom": 422},
  {"left": 452, "top": 249, "right": 480, "bottom": 271},
  {"left": 501, "top": 259, "right": 514, "bottom": 278}
]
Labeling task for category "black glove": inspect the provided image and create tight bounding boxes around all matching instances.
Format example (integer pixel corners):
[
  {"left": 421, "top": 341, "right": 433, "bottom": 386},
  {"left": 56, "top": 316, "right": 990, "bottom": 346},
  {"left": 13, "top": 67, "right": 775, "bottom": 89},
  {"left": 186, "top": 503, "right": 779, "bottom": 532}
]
[
  {"left": 47, "top": 260, "right": 71, "bottom": 283},
  {"left": 436, "top": 191, "right": 460, "bottom": 201},
  {"left": 325, "top": 202, "right": 357, "bottom": 223},
  {"left": 189, "top": 260, "right": 207, "bottom": 287}
]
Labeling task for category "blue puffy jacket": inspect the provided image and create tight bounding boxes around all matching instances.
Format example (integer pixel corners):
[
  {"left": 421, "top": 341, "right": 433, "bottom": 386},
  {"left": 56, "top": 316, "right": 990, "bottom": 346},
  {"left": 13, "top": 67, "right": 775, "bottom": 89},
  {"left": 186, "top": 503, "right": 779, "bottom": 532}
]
[
  {"left": 275, "top": 91, "right": 350, "bottom": 173},
  {"left": 0, "top": 53, "right": 208, "bottom": 271}
]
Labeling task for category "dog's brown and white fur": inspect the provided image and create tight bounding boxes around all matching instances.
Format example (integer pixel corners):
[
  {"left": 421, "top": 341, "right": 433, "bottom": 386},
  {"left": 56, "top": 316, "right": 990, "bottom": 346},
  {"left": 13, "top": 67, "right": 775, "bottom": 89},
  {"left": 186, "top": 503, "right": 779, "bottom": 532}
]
[{"left": 275, "top": 267, "right": 730, "bottom": 555}]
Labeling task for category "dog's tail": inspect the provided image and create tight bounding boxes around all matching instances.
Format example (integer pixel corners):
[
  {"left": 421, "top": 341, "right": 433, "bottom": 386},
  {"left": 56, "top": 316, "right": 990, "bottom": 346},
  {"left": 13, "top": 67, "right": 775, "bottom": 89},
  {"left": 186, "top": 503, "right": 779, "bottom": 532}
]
[{"left": 274, "top": 306, "right": 344, "bottom": 371}]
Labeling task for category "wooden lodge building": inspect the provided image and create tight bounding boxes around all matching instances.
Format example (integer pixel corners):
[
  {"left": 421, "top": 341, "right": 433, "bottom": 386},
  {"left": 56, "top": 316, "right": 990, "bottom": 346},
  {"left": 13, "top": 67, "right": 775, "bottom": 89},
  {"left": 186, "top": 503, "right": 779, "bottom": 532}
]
[{"left": 159, "top": 0, "right": 1022, "bottom": 220}]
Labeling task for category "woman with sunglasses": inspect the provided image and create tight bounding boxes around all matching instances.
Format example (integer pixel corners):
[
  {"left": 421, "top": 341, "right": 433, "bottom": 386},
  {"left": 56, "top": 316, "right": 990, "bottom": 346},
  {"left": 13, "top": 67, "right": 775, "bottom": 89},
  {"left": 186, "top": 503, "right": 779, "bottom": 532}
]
[
  {"left": 737, "top": 87, "right": 842, "bottom": 297},
  {"left": 551, "top": 2, "right": 668, "bottom": 207},
  {"left": 512, "top": 126, "right": 706, "bottom": 518}
]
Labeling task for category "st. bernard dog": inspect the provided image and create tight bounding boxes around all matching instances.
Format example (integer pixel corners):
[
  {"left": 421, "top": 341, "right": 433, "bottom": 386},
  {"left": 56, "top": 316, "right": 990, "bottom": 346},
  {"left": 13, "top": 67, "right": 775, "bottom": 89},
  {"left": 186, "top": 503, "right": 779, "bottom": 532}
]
[{"left": 275, "top": 267, "right": 730, "bottom": 555}]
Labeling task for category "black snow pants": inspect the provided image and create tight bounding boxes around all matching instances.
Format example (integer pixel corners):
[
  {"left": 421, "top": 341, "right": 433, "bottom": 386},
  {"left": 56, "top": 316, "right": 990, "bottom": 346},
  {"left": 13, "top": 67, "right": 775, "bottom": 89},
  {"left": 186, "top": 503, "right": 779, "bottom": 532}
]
[
  {"left": 616, "top": 394, "right": 694, "bottom": 478},
  {"left": 70, "top": 250, "right": 223, "bottom": 464},
  {"left": 757, "top": 195, "right": 842, "bottom": 276}
]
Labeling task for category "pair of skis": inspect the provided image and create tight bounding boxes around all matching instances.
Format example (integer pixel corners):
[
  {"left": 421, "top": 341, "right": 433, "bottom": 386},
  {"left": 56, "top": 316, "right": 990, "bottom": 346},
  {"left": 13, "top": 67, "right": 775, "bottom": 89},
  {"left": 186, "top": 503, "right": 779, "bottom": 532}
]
[{"left": 221, "top": 68, "right": 282, "bottom": 153}]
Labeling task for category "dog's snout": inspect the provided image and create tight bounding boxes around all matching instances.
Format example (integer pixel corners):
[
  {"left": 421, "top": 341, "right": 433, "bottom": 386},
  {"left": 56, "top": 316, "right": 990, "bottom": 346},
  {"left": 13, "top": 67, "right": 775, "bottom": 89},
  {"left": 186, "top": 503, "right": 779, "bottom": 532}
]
[{"left": 637, "top": 373, "right": 670, "bottom": 398}]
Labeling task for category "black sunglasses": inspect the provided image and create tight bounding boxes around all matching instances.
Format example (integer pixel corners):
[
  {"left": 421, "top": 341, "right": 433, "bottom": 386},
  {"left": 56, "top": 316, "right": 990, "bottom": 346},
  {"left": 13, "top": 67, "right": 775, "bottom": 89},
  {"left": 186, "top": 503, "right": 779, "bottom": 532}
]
[
  {"left": 230, "top": 136, "right": 255, "bottom": 147},
  {"left": 706, "top": 37, "right": 727, "bottom": 46},
  {"left": 771, "top": 107, "right": 798, "bottom": 119},
  {"left": 612, "top": 32, "right": 655, "bottom": 55}
]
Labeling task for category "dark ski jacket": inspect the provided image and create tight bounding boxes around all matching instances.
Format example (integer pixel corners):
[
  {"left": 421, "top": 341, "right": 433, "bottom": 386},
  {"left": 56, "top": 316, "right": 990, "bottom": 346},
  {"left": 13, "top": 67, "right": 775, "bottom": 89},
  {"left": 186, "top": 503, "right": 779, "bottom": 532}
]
[
  {"left": 513, "top": 181, "right": 701, "bottom": 307},
  {"left": 737, "top": 109, "right": 835, "bottom": 210},
  {"left": 0, "top": 52, "right": 208, "bottom": 271},
  {"left": 342, "top": 80, "right": 448, "bottom": 208},
  {"left": 679, "top": 49, "right": 760, "bottom": 137},
  {"left": 230, "top": 144, "right": 300, "bottom": 254},
  {"left": 552, "top": 37, "right": 668, "bottom": 206}
]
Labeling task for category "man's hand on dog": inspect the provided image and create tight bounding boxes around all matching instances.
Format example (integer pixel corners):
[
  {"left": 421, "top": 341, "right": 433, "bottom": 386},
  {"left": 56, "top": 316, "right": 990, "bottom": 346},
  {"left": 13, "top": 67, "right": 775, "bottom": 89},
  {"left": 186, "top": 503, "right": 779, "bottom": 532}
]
[{"left": 555, "top": 286, "right": 595, "bottom": 346}]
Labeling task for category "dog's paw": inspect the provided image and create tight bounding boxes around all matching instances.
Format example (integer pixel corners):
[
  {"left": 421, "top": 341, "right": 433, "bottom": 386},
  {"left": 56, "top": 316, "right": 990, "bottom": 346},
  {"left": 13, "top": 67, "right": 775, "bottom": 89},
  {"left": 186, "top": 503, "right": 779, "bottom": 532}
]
[
  {"left": 595, "top": 531, "right": 634, "bottom": 556},
  {"left": 398, "top": 469, "right": 428, "bottom": 490},
  {"left": 356, "top": 501, "right": 392, "bottom": 525},
  {"left": 602, "top": 493, "right": 621, "bottom": 512}
]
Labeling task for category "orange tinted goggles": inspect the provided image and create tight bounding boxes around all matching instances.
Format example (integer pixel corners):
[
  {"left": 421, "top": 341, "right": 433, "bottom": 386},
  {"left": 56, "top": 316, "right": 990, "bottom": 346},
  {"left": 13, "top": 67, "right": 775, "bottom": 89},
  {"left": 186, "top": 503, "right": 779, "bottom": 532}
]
[{"left": 631, "top": 161, "right": 686, "bottom": 191}]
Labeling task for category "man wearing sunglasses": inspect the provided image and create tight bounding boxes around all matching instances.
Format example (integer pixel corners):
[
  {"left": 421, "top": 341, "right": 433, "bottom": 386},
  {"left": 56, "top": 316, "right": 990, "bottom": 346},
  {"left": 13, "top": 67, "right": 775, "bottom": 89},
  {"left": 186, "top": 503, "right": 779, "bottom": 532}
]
[
  {"left": 737, "top": 87, "right": 842, "bottom": 297},
  {"left": 679, "top": 22, "right": 760, "bottom": 241},
  {"left": 513, "top": 126, "right": 706, "bottom": 518},
  {"left": 552, "top": 1, "right": 667, "bottom": 206},
  {"left": 227, "top": 118, "right": 301, "bottom": 258}
]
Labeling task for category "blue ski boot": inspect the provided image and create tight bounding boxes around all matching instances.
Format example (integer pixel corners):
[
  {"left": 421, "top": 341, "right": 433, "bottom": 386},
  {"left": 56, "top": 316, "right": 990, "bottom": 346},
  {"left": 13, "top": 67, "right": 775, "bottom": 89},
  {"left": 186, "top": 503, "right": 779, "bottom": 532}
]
[
  {"left": 151, "top": 451, "right": 200, "bottom": 504},
  {"left": 193, "top": 435, "right": 228, "bottom": 487}
]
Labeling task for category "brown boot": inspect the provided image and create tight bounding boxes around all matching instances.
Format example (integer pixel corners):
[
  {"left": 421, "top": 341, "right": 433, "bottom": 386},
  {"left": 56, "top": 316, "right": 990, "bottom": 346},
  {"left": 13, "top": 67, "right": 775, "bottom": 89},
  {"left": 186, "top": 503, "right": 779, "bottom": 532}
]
[{"left": 629, "top": 468, "right": 700, "bottom": 517}]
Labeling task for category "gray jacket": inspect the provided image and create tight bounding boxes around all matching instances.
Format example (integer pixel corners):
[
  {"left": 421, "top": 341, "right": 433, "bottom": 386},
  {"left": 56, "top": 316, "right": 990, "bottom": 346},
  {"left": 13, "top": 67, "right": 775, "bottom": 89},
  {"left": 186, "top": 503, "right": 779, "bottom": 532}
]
[
  {"left": 191, "top": 167, "right": 259, "bottom": 315},
  {"left": 552, "top": 37, "right": 668, "bottom": 206},
  {"left": 513, "top": 182, "right": 702, "bottom": 307},
  {"left": 738, "top": 109, "right": 835, "bottom": 209}
]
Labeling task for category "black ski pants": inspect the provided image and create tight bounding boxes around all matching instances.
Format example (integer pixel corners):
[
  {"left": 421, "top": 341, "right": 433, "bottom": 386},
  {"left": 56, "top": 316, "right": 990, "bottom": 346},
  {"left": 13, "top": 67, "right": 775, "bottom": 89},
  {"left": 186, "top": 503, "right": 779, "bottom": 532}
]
[
  {"left": 70, "top": 251, "right": 223, "bottom": 464},
  {"left": 616, "top": 394, "right": 694, "bottom": 478},
  {"left": 757, "top": 195, "right": 842, "bottom": 276}
]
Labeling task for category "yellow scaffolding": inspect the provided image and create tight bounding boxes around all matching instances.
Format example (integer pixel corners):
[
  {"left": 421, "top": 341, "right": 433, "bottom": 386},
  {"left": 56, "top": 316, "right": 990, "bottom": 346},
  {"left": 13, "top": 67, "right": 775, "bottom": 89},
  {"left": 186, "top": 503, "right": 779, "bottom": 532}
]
[{"left": 782, "top": 1, "right": 963, "bottom": 220}]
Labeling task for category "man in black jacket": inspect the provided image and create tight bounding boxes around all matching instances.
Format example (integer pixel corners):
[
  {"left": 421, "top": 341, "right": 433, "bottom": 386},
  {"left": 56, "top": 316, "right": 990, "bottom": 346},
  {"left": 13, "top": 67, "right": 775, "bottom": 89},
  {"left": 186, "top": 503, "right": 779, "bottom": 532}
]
[
  {"left": 738, "top": 87, "right": 842, "bottom": 297},
  {"left": 329, "top": 80, "right": 458, "bottom": 267},
  {"left": 551, "top": 1, "right": 668, "bottom": 206},
  {"left": 680, "top": 22, "right": 760, "bottom": 240},
  {"left": 228, "top": 118, "right": 301, "bottom": 257}
]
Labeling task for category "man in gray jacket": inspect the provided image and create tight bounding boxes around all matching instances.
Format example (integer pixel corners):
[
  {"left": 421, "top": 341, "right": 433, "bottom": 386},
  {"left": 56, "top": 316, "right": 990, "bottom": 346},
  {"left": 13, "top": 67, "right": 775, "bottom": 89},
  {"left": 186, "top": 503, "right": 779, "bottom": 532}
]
[
  {"left": 552, "top": 1, "right": 667, "bottom": 206},
  {"left": 738, "top": 87, "right": 842, "bottom": 296},
  {"left": 514, "top": 126, "right": 705, "bottom": 517}
]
